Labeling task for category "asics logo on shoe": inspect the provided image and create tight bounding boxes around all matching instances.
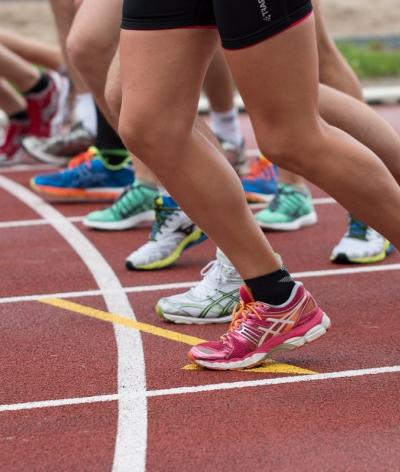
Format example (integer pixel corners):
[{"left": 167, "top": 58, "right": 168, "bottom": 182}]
[{"left": 237, "top": 295, "right": 306, "bottom": 346}]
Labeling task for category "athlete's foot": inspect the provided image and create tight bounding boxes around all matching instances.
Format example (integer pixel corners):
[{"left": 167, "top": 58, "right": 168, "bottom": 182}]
[
  {"left": 30, "top": 147, "right": 133, "bottom": 202},
  {"left": 241, "top": 156, "right": 278, "bottom": 205},
  {"left": 0, "top": 119, "right": 30, "bottom": 166},
  {"left": 84, "top": 180, "right": 158, "bottom": 230},
  {"left": 331, "top": 215, "right": 394, "bottom": 264},
  {"left": 217, "top": 136, "right": 248, "bottom": 176},
  {"left": 188, "top": 283, "right": 331, "bottom": 370},
  {"left": 22, "top": 122, "right": 95, "bottom": 166},
  {"left": 156, "top": 249, "right": 242, "bottom": 324},
  {"left": 125, "top": 195, "right": 207, "bottom": 270},
  {"left": 256, "top": 183, "right": 317, "bottom": 231}
]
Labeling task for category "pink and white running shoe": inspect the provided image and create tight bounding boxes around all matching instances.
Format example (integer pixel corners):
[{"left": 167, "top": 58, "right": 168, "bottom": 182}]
[{"left": 188, "top": 283, "right": 331, "bottom": 370}]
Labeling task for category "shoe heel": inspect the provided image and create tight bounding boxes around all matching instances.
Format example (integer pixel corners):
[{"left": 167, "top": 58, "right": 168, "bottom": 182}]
[{"left": 281, "top": 313, "right": 331, "bottom": 350}]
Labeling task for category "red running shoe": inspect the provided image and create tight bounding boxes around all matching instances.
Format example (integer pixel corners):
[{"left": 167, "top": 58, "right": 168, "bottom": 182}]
[
  {"left": 0, "top": 120, "right": 30, "bottom": 166},
  {"left": 26, "top": 71, "right": 69, "bottom": 139},
  {"left": 188, "top": 283, "right": 331, "bottom": 370}
]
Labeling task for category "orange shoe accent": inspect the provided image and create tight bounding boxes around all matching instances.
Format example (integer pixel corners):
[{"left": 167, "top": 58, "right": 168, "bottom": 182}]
[
  {"left": 68, "top": 147, "right": 97, "bottom": 169},
  {"left": 30, "top": 181, "right": 120, "bottom": 202},
  {"left": 245, "top": 155, "right": 273, "bottom": 180}
]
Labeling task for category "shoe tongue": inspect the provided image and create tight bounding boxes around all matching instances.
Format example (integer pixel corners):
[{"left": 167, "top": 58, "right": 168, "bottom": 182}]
[{"left": 240, "top": 286, "right": 255, "bottom": 304}]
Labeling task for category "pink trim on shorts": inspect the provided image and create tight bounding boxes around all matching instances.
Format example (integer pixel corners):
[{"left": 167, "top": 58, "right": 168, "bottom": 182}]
[{"left": 225, "top": 11, "right": 313, "bottom": 51}]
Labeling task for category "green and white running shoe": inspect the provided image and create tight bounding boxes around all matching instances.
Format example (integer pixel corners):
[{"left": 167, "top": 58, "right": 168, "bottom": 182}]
[
  {"left": 331, "top": 215, "right": 394, "bottom": 264},
  {"left": 156, "top": 249, "right": 242, "bottom": 324},
  {"left": 125, "top": 195, "right": 206, "bottom": 270},
  {"left": 84, "top": 180, "right": 158, "bottom": 230},
  {"left": 255, "top": 183, "right": 318, "bottom": 231}
]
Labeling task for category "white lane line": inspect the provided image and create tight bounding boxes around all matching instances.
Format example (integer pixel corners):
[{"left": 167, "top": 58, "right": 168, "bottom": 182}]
[
  {"left": 0, "top": 216, "right": 84, "bottom": 229},
  {"left": 0, "top": 197, "right": 337, "bottom": 230},
  {"left": 0, "top": 176, "right": 147, "bottom": 472},
  {"left": 1, "top": 263, "right": 399, "bottom": 306},
  {"left": 1, "top": 365, "right": 399, "bottom": 413},
  {"left": 0, "top": 164, "right": 52, "bottom": 174}
]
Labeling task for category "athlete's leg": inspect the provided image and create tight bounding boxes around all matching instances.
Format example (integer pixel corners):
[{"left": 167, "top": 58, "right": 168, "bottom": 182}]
[
  {"left": 48, "top": 0, "right": 87, "bottom": 95},
  {"left": 119, "top": 29, "right": 279, "bottom": 278},
  {"left": 224, "top": 15, "right": 400, "bottom": 248},
  {"left": 0, "top": 44, "right": 40, "bottom": 92},
  {"left": 0, "top": 78, "right": 26, "bottom": 115},
  {"left": 0, "top": 28, "right": 63, "bottom": 71},
  {"left": 66, "top": 0, "right": 121, "bottom": 124},
  {"left": 203, "top": 47, "right": 235, "bottom": 112},
  {"left": 314, "top": 0, "right": 362, "bottom": 100}
]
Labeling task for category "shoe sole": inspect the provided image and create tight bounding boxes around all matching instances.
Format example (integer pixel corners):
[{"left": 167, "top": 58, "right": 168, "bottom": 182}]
[
  {"left": 83, "top": 210, "right": 155, "bottom": 230},
  {"left": 30, "top": 180, "right": 123, "bottom": 202},
  {"left": 189, "top": 312, "right": 331, "bottom": 370},
  {"left": 156, "top": 304, "right": 232, "bottom": 325},
  {"left": 0, "top": 148, "right": 25, "bottom": 167},
  {"left": 258, "top": 212, "right": 318, "bottom": 231},
  {"left": 331, "top": 240, "right": 395, "bottom": 264},
  {"left": 245, "top": 192, "right": 275, "bottom": 205},
  {"left": 22, "top": 138, "right": 70, "bottom": 166},
  {"left": 125, "top": 229, "right": 205, "bottom": 271}
]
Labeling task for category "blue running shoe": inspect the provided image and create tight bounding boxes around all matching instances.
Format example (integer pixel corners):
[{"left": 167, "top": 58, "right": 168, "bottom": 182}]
[
  {"left": 30, "top": 147, "right": 133, "bottom": 201},
  {"left": 241, "top": 156, "right": 278, "bottom": 205}
]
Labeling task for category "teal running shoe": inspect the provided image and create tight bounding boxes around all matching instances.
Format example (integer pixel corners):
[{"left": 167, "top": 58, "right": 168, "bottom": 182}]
[
  {"left": 84, "top": 180, "right": 159, "bottom": 230},
  {"left": 256, "top": 183, "right": 317, "bottom": 231}
]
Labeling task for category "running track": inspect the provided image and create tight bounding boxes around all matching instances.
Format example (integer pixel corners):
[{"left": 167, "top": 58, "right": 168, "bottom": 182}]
[{"left": 0, "top": 106, "right": 399, "bottom": 471}]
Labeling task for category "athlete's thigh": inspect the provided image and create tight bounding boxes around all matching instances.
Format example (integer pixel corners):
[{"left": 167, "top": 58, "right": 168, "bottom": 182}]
[
  {"left": 213, "top": 0, "right": 319, "bottom": 126},
  {"left": 120, "top": 0, "right": 219, "bottom": 120},
  {"left": 71, "top": 0, "right": 122, "bottom": 51}
]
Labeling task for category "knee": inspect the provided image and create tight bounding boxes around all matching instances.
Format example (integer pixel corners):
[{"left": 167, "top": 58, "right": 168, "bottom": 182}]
[
  {"left": 118, "top": 109, "right": 191, "bottom": 164},
  {"left": 257, "top": 124, "right": 321, "bottom": 176},
  {"left": 66, "top": 30, "right": 111, "bottom": 78}
]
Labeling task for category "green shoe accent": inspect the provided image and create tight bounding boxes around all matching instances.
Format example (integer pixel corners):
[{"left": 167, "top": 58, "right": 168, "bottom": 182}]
[
  {"left": 97, "top": 148, "right": 131, "bottom": 170},
  {"left": 256, "top": 183, "right": 318, "bottom": 231},
  {"left": 84, "top": 180, "right": 159, "bottom": 230}
]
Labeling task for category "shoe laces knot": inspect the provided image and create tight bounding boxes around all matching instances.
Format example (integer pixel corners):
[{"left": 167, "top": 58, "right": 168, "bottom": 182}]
[
  {"left": 68, "top": 147, "right": 97, "bottom": 169},
  {"left": 221, "top": 301, "right": 262, "bottom": 343}
]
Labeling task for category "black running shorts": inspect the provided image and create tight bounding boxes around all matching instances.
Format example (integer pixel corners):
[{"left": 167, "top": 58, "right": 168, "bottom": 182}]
[{"left": 121, "top": 0, "right": 313, "bottom": 50}]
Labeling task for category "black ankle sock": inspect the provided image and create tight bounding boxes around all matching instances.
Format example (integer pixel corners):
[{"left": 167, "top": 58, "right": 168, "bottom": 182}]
[
  {"left": 95, "top": 106, "right": 127, "bottom": 165},
  {"left": 23, "top": 73, "right": 50, "bottom": 96},
  {"left": 9, "top": 110, "right": 29, "bottom": 122},
  {"left": 245, "top": 268, "right": 296, "bottom": 306}
]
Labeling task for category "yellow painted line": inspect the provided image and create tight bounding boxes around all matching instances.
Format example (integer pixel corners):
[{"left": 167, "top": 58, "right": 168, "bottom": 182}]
[
  {"left": 39, "top": 298, "right": 316, "bottom": 375},
  {"left": 183, "top": 360, "right": 315, "bottom": 375},
  {"left": 40, "top": 298, "right": 205, "bottom": 346}
]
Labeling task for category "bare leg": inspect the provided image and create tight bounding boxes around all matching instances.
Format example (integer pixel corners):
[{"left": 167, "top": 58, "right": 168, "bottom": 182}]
[
  {"left": 314, "top": 0, "right": 362, "bottom": 100},
  {"left": 0, "top": 28, "right": 63, "bottom": 71},
  {"left": 0, "top": 44, "right": 40, "bottom": 92},
  {"left": 0, "top": 78, "right": 26, "bottom": 115},
  {"left": 48, "top": 0, "right": 88, "bottom": 95},
  {"left": 119, "top": 29, "right": 279, "bottom": 278},
  {"left": 203, "top": 48, "right": 235, "bottom": 112},
  {"left": 226, "top": 16, "right": 400, "bottom": 248},
  {"left": 278, "top": 0, "right": 363, "bottom": 188},
  {"left": 66, "top": 0, "right": 121, "bottom": 124}
]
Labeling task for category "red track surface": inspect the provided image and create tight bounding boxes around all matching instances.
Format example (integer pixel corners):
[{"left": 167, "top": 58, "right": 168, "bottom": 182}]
[{"left": 0, "top": 107, "right": 399, "bottom": 471}]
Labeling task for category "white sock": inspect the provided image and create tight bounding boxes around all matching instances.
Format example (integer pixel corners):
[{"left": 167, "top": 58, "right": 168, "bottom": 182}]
[
  {"left": 209, "top": 107, "right": 243, "bottom": 147},
  {"left": 73, "top": 93, "right": 97, "bottom": 136}
]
